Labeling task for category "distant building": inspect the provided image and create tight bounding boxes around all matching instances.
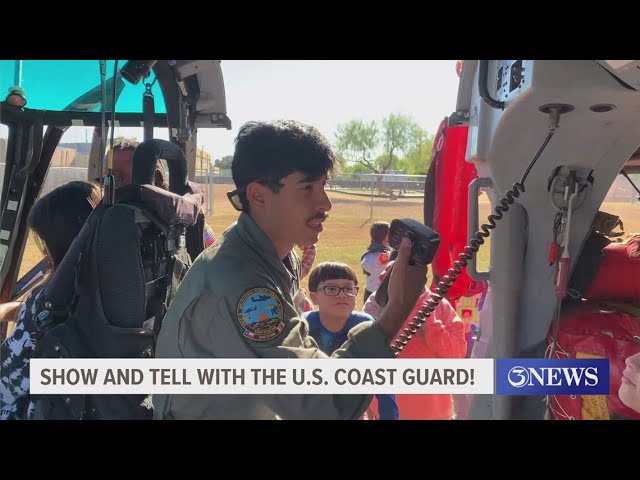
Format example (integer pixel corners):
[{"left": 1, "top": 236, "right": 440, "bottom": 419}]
[
  {"left": 195, "top": 147, "right": 212, "bottom": 176},
  {"left": 50, "top": 147, "right": 77, "bottom": 167},
  {"left": 59, "top": 142, "right": 92, "bottom": 155}
]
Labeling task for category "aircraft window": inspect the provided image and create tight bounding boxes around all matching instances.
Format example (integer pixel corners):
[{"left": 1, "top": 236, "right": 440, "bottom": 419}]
[
  {"left": 0, "top": 60, "right": 166, "bottom": 114},
  {"left": 16, "top": 126, "right": 175, "bottom": 278},
  {"left": 600, "top": 172, "right": 640, "bottom": 237},
  {"left": 17, "top": 126, "right": 93, "bottom": 278}
]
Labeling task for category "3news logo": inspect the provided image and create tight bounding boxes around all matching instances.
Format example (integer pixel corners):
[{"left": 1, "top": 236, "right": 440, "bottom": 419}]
[{"left": 495, "top": 358, "right": 610, "bottom": 395}]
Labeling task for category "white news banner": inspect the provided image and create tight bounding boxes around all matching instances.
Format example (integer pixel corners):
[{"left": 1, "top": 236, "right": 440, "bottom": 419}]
[{"left": 30, "top": 358, "right": 494, "bottom": 395}]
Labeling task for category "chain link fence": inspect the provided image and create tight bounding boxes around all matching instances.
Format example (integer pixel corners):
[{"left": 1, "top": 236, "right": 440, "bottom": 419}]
[
  {"left": 193, "top": 170, "right": 427, "bottom": 220},
  {"left": 326, "top": 173, "right": 426, "bottom": 223},
  {"left": 328, "top": 173, "right": 426, "bottom": 198}
]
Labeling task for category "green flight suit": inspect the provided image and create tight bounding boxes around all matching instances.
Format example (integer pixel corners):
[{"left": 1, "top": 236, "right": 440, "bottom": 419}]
[{"left": 153, "top": 212, "right": 395, "bottom": 419}]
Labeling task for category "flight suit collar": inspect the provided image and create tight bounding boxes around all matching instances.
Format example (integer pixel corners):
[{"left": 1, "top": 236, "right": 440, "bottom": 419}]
[{"left": 235, "top": 212, "right": 299, "bottom": 285}]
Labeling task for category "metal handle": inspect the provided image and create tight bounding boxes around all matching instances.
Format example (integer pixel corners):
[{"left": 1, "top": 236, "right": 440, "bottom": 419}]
[{"left": 467, "top": 177, "right": 493, "bottom": 281}]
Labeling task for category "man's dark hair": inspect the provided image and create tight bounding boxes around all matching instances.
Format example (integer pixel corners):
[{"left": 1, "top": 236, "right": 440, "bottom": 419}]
[
  {"left": 308, "top": 262, "right": 358, "bottom": 293},
  {"left": 370, "top": 221, "right": 390, "bottom": 243},
  {"left": 29, "top": 180, "right": 103, "bottom": 268},
  {"left": 231, "top": 120, "right": 337, "bottom": 211}
]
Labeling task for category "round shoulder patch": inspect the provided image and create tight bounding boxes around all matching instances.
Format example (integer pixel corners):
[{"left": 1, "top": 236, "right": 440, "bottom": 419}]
[{"left": 236, "top": 288, "right": 285, "bottom": 342}]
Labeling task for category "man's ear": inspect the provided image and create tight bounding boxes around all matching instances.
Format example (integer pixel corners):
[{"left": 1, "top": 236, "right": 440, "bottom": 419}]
[
  {"left": 246, "top": 181, "right": 268, "bottom": 209},
  {"left": 309, "top": 291, "right": 318, "bottom": 304}
]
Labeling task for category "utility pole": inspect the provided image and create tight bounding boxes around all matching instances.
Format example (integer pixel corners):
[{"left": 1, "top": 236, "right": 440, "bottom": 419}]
[{"left": 200, "top": 145, "right": 203, "bottom": 178}]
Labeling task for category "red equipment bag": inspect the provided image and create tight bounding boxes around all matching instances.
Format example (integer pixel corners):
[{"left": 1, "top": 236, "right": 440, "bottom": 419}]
[
  {"left": 583, "top": 235, "right": 640, "bottom": 303},
  {"left": 547, "top": 301, "right": 640, "bottom": 420}
]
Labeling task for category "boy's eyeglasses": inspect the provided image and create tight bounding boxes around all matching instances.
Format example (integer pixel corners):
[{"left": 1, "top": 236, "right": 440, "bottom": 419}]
[{"left": 320, "top": 286, "right": 359, "bottom": 297}]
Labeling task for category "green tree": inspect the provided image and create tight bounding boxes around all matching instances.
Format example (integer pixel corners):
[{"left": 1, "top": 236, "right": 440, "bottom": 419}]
[
  {"left": 335, "top": 114, "right": 425, "bottom": 194},
  {"left": 334, "top": 120, "right": 379, "bottom": 172},
  {"left": 379, "top": 113, "right": 422, "bottom": 174},
  {"left": 399, "top": 129, "right": 435, "bottom": 175},
  {"left": 341, "top": 162, "right": 371, "bottom": 174},
  {"left": 334, "top": 114, "right": 424, "bottom": 175},
  {"left": 214, "top": 155, "right": 233, "bottom": 169}
]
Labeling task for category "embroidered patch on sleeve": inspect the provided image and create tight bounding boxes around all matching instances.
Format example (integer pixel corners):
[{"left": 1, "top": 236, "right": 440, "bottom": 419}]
[{"left": 236, "top": 288, "right": 285, "bottom": 342}]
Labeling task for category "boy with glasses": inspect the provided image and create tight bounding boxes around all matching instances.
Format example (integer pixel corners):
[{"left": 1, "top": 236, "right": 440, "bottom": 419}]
[{"left": 304, "top": 262, "right": 399, "bottom": 420}]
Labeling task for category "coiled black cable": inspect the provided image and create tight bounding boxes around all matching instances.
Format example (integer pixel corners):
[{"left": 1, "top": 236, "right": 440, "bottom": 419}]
[{"left": 391, "top": 129, "right": 556, "bottom": 354}]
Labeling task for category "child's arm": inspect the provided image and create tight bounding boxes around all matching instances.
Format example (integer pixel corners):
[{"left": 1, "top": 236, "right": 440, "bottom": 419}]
[{"left": 363, "top": 293, "right": 381, "bottom": 319}]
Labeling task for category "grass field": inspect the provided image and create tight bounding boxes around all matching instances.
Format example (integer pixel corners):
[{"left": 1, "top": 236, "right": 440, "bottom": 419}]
[
  {"left": 17, "top": 186, "right": 640, "bottom": 311},
  {"left": 194, "top": 189, "right": 491, "bottom": 310}
]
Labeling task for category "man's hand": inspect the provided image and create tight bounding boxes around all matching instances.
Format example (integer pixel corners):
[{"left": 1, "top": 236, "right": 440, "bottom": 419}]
[
  {"left": 387, "top": 236, "right": 427, "bottom": 310},
  {"left": 376, "top": 236, "right": 428, "bottom": 342}
]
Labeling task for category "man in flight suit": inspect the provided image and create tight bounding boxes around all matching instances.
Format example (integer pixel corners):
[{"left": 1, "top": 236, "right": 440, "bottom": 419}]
[{"left": 153, "top": 120, "right": 427, "bottom": 420}]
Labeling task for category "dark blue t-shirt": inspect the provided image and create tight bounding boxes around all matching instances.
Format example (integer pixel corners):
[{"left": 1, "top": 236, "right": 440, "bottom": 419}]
[{"left": 303, "top": 310, "right": 399, "bottom": 420}]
